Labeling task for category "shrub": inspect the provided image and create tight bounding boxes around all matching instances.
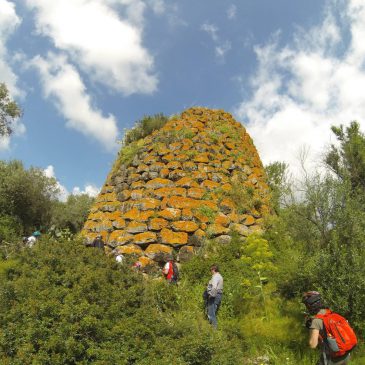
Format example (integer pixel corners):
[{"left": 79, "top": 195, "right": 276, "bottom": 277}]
[{"left": 123, "top": 113, "right": 168, "bottom": 145}]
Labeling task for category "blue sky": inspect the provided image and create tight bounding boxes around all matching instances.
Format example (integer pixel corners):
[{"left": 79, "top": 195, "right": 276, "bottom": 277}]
[{"left": 1, "top": 0, "right": 365, "bottom": 200}]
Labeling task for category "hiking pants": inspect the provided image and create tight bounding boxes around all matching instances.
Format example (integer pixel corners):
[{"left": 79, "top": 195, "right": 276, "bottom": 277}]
[{"left": 207, "top": 293, "right": 222, "bottom": 328}]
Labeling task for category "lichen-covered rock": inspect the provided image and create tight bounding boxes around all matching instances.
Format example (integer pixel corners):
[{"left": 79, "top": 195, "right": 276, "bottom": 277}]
[
  {"left": 145, "top": 244, "right": 173, "bottom": 261},
  {"left": 82, "top": 107, "right": 271, "bottom": 266},
  {"left": 160, "top": 228, "right": 188, "bottom": 245}
]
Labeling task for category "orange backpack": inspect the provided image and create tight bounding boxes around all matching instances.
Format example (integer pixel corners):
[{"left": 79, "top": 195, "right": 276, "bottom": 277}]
[{"left": 316, "top": 309, "right": 357, "bottom": 358}]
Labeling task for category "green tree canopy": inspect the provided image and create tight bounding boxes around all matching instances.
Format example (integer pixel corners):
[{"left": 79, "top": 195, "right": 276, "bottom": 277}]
[
  {"left": 325, "top": 121, "right": 365, "bottom": 191},
  {"left": 0, "top": 160, "right": 59, "bottom": 235},
  {"left": 0, "top": 83, "right": 22, "bottom": 136},
  {"left": 51, "top": 193, "right": 95, "bottom": 233}
]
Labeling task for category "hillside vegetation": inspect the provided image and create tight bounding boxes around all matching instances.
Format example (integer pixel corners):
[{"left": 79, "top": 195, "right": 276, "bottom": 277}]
[{"left": 0, "top": 111, "right": 365, "bottom": 364}]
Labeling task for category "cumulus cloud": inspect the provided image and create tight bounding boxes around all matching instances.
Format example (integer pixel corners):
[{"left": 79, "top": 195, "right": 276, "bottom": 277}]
[
  {"left": 25, "top": 0, "right": 158, "bottom": 95},
  {"left": 0, "top": 0, "right": 21, "bottom": 96},
  {"left": 0, "top": 0, "right": 26, "bottom": 150},
  {"left": 44, "top": 165, "right": 100, "bottom": 201},
  {"left": 72, "top": 185, "right": 99, "bottom": 197},
  {"left": 235, "top": 0, "right": 365, "bottom": 177},
  {"left": 31, "top": 53, "right": 119, "bottom": 150},
  {"left": 43, "top": 165, "right": 69, "bottom": 201}
]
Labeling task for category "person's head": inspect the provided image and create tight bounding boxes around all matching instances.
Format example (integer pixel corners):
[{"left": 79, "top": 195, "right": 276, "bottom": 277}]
[
  {"left": 302, "top": 291, "right": 325, "bottom": 314},
  {"left": 210, "top": 264, "right": 219, "bottom": 274},
  {"left": 96, "top": 235, "right": 102, "bottom": 239},
  {"left": 166, "top": 254, "right": 174, "bottom": 262}
]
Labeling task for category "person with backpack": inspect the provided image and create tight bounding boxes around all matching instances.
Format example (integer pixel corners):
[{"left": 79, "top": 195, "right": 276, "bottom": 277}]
[
  {"left": 162, "top": 255, "right": 179, "bottom": 283},
  {"left": 302, "top": 291, "right": 357, "bottom": 365},
  {"left": 205, "top": 264, "right": 223, "bottom": 329}
]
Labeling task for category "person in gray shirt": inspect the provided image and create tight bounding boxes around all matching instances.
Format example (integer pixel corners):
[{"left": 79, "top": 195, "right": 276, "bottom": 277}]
[{"left": 206, "top": 264, "right": 223, "bottom": 329}]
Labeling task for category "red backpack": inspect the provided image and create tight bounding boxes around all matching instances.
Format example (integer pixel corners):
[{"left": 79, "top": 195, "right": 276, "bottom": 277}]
[{"left": 316, "top": 309, "right": 357, "bottom": 358}]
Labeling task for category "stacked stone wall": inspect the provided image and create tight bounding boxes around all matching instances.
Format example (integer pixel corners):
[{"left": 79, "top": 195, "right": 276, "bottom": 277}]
[{"left": 82, "top": 107, "right": 271, "bottom": 267}]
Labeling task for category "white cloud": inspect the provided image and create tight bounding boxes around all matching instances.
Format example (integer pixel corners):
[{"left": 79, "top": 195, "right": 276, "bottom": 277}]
[
  {"left": 72, "top": 185, "right": 99, "bottom": 197},
  {"left": 25, "top": 0, "right": 158, "bottom": 95},
  {"left": 0, "top": 1, "right": 27, "bottom": 151},
  {"left": 31, "top": 53, "right": 119, "bottom": 150},
  {"left": 215, "top": 41, "right": 232, "bottom": 59},
  {"left": 43, "top": 165, "right": 69, "bottom": 201},
  {"left": 201, "top": 23, "right": 219, "bottom": 42},
  {"left": 147, "top": 0, "right": 165, "bottom": 14},
  {"left": 227, "top": 4, "right": 237, "bottom": 20},
  {"left": 0, "top": 0, "right": 21, "bottom": 96},
  {"left": 201, "top": 22, "right": 231, "bottom": 60},
  {"left": 44, "top": 165, "right": 100, "bottom": 201},
  {"left": 235, "top": 0, "right": 365, "bottom": 177},
  {"left": 165, "top": 3, "right": 187, "bottom": 28}
]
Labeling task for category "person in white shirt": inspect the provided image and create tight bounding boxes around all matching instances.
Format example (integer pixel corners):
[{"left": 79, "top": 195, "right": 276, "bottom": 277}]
[
  {"left": 206, "top": 264, "right": 223, "bottom": 329},
  {"left": 26, "top": 235, "right": 37, "bottom": 248}
]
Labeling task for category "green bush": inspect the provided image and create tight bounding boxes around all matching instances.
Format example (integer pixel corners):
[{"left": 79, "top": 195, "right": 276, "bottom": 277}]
[
  {"left": 123, "top": 114, "right": 168, "bottom": 145},
  {"left": 0, "top": 214, "right": 22, "bottom": 243}
]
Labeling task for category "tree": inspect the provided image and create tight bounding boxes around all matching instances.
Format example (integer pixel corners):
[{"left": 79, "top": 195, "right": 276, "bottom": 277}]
[
  {"left": 265, "top": 161, "right": 290, "bottom": 213},
  {"left": 325, "top": 121, "right": 365, "bottom": 191},
  {"left": 0, "top": 83, "right": 22, "bottom": 136},
  {"left": 51, "top": 193, "right": 95, "bottom": 233},
  {"left": 0, "top": 160, "right": 59, "bottom": 235}
]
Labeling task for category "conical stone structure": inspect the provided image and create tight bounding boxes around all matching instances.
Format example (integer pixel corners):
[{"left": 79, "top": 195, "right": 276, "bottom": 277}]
[{"left": 82, "top": 107, "right": 271, "bottom": 268}]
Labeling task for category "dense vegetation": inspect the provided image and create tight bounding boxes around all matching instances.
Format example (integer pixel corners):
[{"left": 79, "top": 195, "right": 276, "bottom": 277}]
[
  {"left": 0, "top": 83, "right": 21, "bottom": 136},
  {"left": 0, "top": 160, "right": 94, "bottom": 245},
  {"left": 0, "top": 106, "right": 365, "bottom": 363}
]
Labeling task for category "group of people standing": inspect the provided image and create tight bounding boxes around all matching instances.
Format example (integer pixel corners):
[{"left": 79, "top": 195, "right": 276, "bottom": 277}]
[
  {"left": 87, "top": 237, "right": 225, "bottom": 329},
  {"left": 162, "top": 258, "right": 224, "bottom": 329}
]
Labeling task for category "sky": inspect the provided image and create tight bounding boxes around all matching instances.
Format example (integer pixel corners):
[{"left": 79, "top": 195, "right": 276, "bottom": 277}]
[{"left": 1, "top": 0, "right": 365, "bottom": 200}]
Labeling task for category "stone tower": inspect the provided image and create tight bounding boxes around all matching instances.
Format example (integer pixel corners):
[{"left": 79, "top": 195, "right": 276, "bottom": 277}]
[{"left": 82, "top": 107, "right": 271, "bottom": 268}]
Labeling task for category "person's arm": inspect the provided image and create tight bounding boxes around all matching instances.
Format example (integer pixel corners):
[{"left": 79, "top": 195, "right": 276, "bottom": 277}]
[{"left": 309, "top": 329, "right": 320, "bottom": 349}]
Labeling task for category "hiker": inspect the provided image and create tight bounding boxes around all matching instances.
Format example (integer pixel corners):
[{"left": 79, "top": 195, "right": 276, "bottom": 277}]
[
  {"left": 90, "top": 235, "right": 105, "bottom": 250},
  {"left": 162, "top": 255, "right": 179, "bottom": 283},
  {"left": 27, "top": 231, "right": 41, "bottom": 248},
  {"left": 115, "top": 254, "right": 124, "bottom": 263},
  {"left": 302, "top": 291, "right": 357, "bottom": 365},
  {"left": 205, "top": 264, "right": 223, "bottom": 329},
  {"left": 132, "top": 261, "right": 142, "bottom": 270}
]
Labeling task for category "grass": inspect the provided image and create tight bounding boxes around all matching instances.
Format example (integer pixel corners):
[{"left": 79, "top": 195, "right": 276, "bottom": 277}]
[{"left": 123, "top": 113, "right": 169, "bottom": 145}]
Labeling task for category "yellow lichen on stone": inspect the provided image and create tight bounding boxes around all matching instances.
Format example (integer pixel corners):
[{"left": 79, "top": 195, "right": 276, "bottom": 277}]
[
  {"left": 160, "top": 228, "right": 188, "bottom": 245},
  {"left": 109, "top": 230, "right": 133, "bottom": 245},
  {"left": 148, "top": 218, "right": 169, "bottom": 231},
  {"left": 171, "top": 221, "right": 199, "bottom": 232},
  {"left": 159, "top": 208, "right": 181, "bottom": 220},
  {"left": 145, "top": 244, "right": 172, "bottom": 256},
  {"left": 116, "top": 244, "right": 143, "bottom": 255},
  {"left": 83, "top": 107, "right": 272, "bottom": 266},
  {"left": 133, "top": 232, "right": 157, "bottom": 244}
]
